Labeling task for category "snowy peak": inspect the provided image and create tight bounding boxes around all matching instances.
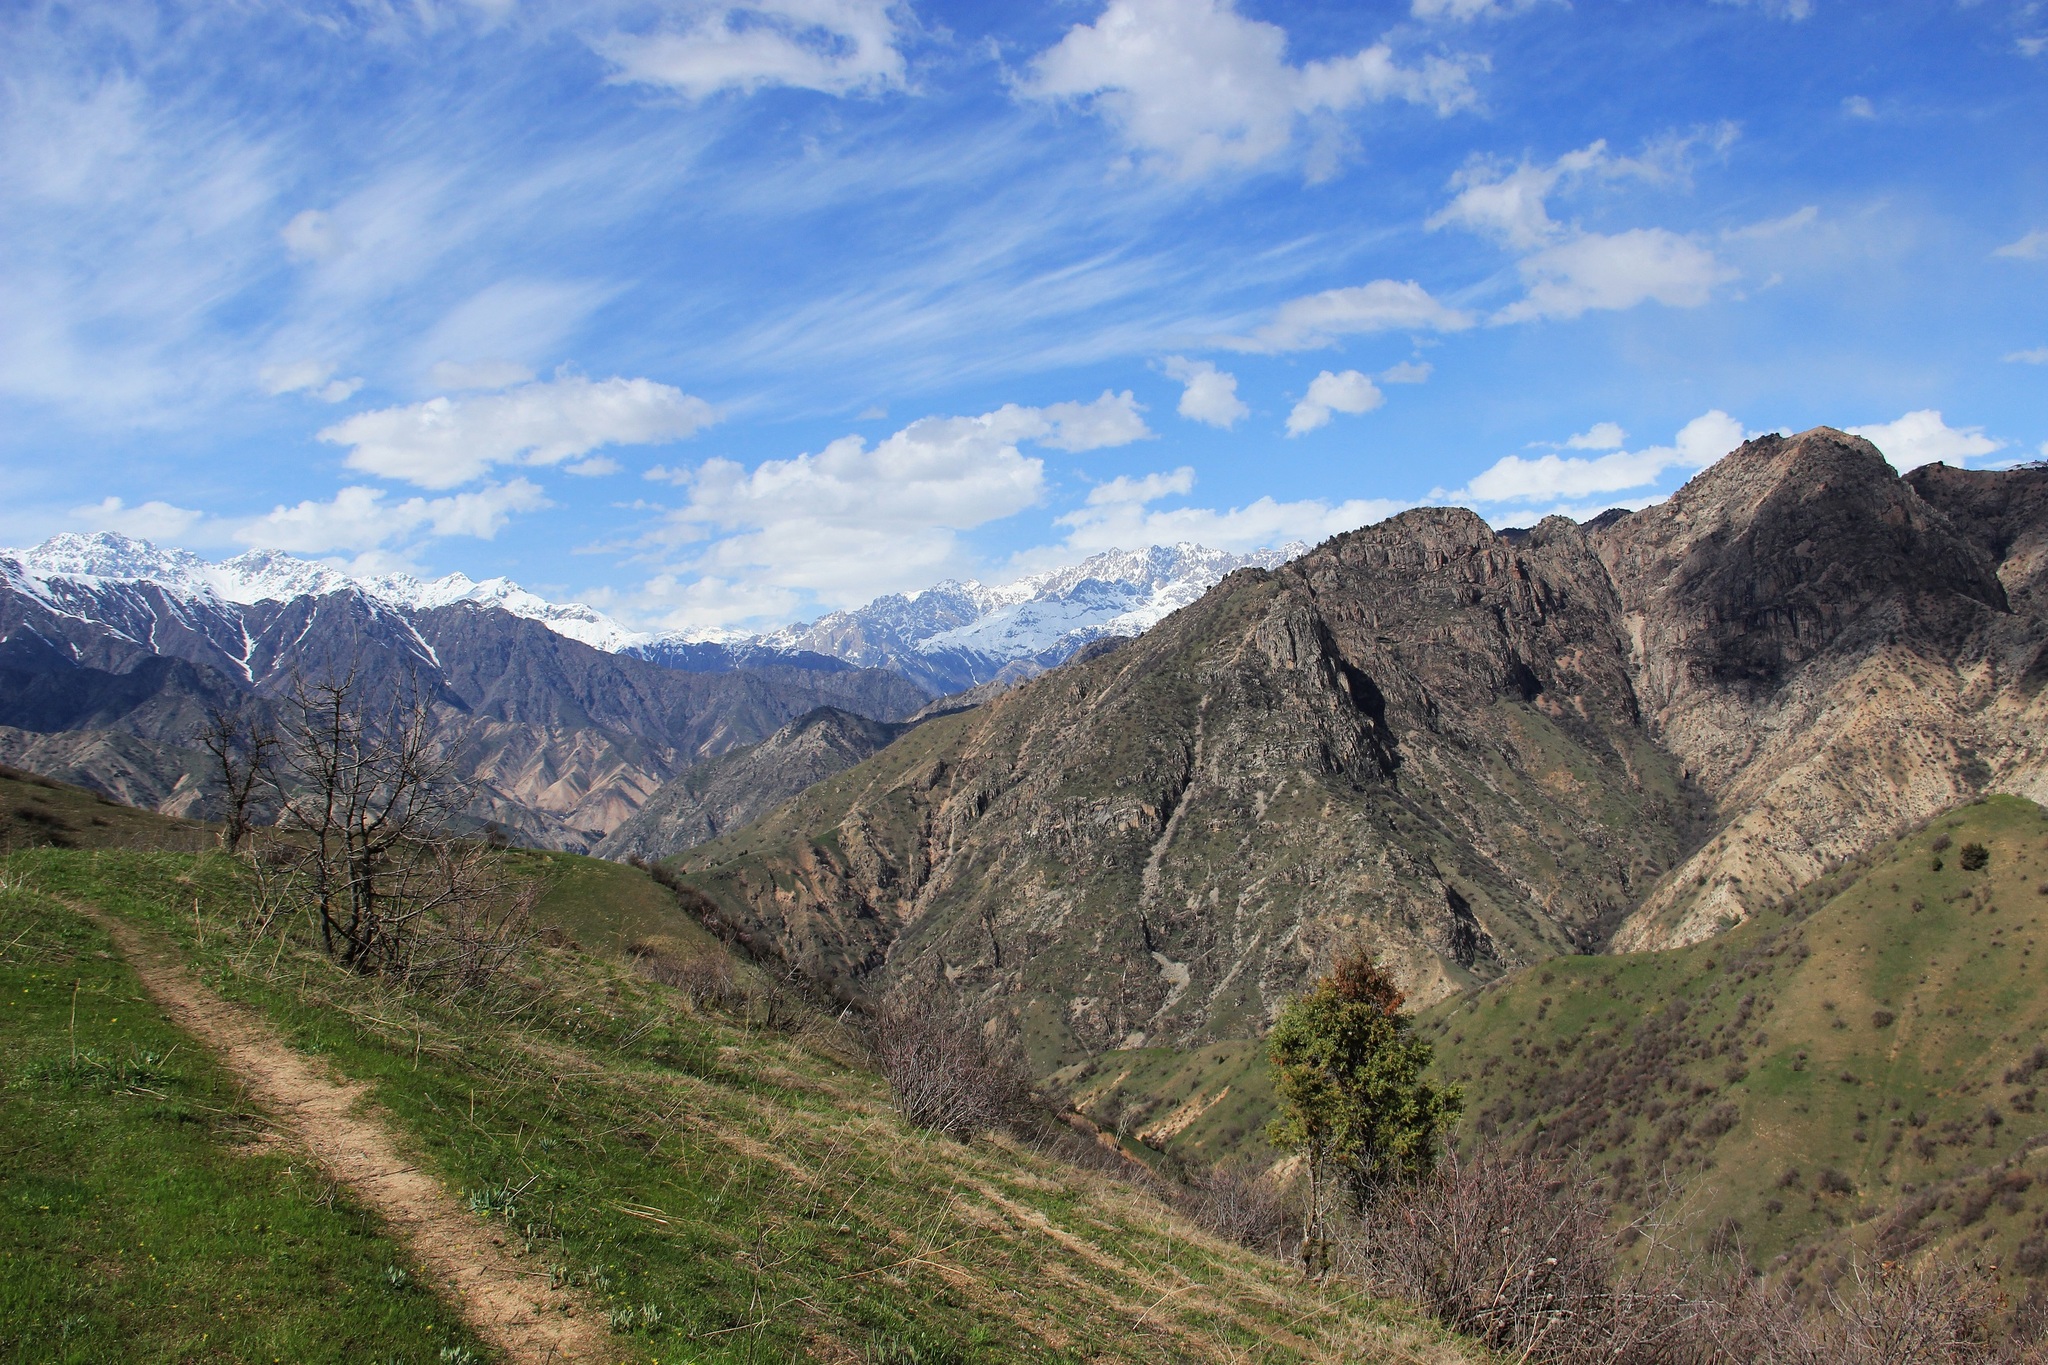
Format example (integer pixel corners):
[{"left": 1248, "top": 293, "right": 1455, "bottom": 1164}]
[
  {"left": 2, "top": 531, "right": 1311, "bottom": 694},
  {"left": 0, "top": 534, "right": 643, "bottom": 652},
  {"left": 11, "top": 532, "right": 219, "bottom": 595},
  {"left": 751, "top": 540, "right": 1306, "bottom": 694}
]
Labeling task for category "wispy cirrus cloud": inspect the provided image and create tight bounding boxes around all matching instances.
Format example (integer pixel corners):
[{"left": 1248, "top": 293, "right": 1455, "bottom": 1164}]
[{"left": 594, "top": 1, "right": 910, "bottom": 100}]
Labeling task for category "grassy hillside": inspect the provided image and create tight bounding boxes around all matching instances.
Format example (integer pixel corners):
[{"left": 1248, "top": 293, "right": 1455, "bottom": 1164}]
[
  {"left": 0, "top": 762, "right": 211, "bottom": 854},
  {"left": 1051, "top": 795, "right": 2048, "bottom": 1307},
  {"left": 0, "top": 777, "right": 1473, "bottom": 1363},
  {"left": 1425, "top": 794, "right": 2048, "bottom": 1289},
  {"left": 0, "top": 861, "right": 484, "bottom": 1364}
]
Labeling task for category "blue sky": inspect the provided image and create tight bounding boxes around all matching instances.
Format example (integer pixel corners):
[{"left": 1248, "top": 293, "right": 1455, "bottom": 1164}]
[{"left": 2, "top": 0, "right": 2044, "bottom": 633}]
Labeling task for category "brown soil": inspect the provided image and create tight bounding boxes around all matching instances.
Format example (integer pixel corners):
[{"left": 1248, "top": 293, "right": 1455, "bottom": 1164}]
[{"left": 68, "top": 897, "right": 618, "bottom": 1364}]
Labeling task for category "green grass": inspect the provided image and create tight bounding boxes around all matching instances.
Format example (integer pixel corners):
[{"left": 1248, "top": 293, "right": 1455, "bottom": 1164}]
[
  {"left": 1422, "top": 794, "right": 2048, "bottom": 1287},
  {"left": 0, "top": 873, "right": 482, "bottom": 1364},
  {"left": 2, "top": 837, "right": 1476, "bottom": 1364},
  {"left": 0, "top": 764, "right": 212, "bottom": 856}
]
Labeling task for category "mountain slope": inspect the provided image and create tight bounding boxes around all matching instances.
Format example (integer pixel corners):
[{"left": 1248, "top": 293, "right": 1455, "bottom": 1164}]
[
  {"left": 675, "top": 507, "right": 1709, "bottom": 1070},
  {"left": 671, "top": 429, "right": 2048, "bottom": 1074},
  {"left": 1, "top": 811, "right": 1478, "bottom": 1364},
  {"left": 595, "top": 706, "right": 912, "bottom": 862},
  {"left": 1596, "top": 436, "right": 2048, "bottom": 949},
  {"left": 751, "top": 543, "right": 1304, "bottom": 694},
  {"left": 1425, "top": 794, "right": 2048, "bottom": 1288}
]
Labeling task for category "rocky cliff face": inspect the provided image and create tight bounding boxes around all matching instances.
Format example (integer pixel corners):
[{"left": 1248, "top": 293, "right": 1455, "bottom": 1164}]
[
  {"left": 595, "top": 707, "right": 912, "bottom": 862},
  {"left": 674, "top": 429, "right": 2048, "bottom": 1066},
  {"left": 676, "top": 507, "right": 1710, "bottom": 1068},
  {"left": 1596, "top": 432, "right": 2044, "bottom": 949}
]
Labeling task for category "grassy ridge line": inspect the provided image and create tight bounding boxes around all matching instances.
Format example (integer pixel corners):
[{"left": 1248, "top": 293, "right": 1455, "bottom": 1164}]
[
  {"left": 1423, "top": 795, "right": 2048, "bottom": 1285},
  {"left": 10, "top": 846, "right": 1478, "bottom": 1364},
  {"left": 0, "top": 872, "right": 482, "bottom": 1364}
]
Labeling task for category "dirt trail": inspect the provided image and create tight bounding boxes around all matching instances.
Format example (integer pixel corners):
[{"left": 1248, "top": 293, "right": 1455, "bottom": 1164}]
[{"left": 68, "top": 897, "right": 616, "bottom": 1365}]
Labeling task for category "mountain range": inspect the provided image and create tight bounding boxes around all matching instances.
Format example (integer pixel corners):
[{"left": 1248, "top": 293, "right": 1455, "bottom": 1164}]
[
  {"left": 0, "top": 533, "right": 1299, "bottom": 849},
  {"left": 0, "top": 538, "right": 927, "bottom": 850},
  {"left": 665, "top": 429, "right": 2048, "bottom": 1074}
]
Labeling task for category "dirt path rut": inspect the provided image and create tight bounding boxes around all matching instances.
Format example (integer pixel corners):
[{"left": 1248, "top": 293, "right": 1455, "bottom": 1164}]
[{"left": 69, "top": 897, "right": 615, "bottom": 1365}]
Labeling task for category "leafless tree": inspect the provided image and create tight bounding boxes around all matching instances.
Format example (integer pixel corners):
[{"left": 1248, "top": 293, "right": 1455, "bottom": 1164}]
[
  {"left": 200, "top": 704, "right": 278, "bottom": 853},
  {"left": 271, "top": 669, "right": 480, "bottom": 977}
]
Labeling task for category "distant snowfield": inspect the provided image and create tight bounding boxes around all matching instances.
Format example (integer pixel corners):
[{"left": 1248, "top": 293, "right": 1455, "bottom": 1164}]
[{"left": 1, "top": 533, "right": 1306, "bottom": 685}]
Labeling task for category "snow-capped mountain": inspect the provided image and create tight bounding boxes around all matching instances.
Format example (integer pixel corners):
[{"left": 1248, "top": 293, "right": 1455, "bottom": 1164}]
[
  {"left": 1, "top": 533, "right": 1307, "bottom": 697},
  {"left": 2, "top": 533, "right": 646, "bottom": 653},
  {"left": 750, "top": 543, "right": 1305, "bottom": 695}
]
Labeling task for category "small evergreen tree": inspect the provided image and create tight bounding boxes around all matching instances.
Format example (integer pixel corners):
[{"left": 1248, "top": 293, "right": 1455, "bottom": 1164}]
[{"left": 1268, "top": 948, "right": 1461, "bottom": 1275}]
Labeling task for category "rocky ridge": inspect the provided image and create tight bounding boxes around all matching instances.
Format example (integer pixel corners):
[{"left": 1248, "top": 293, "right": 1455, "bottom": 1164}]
[{"left": 671, "top": 429, "right": 2048, "bottom": 1069}]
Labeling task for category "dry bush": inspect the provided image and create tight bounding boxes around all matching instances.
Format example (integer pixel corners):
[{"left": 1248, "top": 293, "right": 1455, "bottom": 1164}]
[
  {"left": 1706, "top": 1256, "right": 2029, "bottom": 1364},
  {"left": 1340, "top": 1142, "right": 1714, "bottom": 1363},
  {"left": 869, "top": 979, "right": 1031, "bottom": 1139},
  {"left": 1188, "top": 1158, "right": 1300, "bottom": 1259},
  {"left": 630, "top": 940, "right": 743, "bottom": 1011}
]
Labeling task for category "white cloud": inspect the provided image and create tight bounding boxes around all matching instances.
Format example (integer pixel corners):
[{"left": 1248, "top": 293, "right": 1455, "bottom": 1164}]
[
  {"left": 1034, "top": 390, "right": 1152, "bottom": 451},
  {"left": 1429, "top": 142, "right": 1613, "bottom": 250},
  {"left": 1019, "top": 0, "right": 1477, "bottom": 178},
  {"left": 1841, "top": 95, "right": 1875, "bottom": 119},
  {"left": 235, "top": 479, "right": 551, "bottom": 554},
  {"left": 1053, "top": 463, "right": 1405, "bottom": 555},
  {"left": 595, "top": 0, "right": 907, "bottom": 100},
  {"left": 1411, "top": 0, "right": 1545, "bottom": 20},
  {"left": 1494, "top": 228, "right": 1736, "bottom": 323},
  {"left": 1723, "top": 205, "right": 1818, "bottom": 240},
  {"left": 427, "top": 359, "right": 534, "bottom": 391},
  {"left": 1379, "top": 360, "right": 1433, "bottom": 384},
  {"left": 1429, "top": 136, "right": 1739, "bottom": 324},
  {"left": 1994, "top": 230, "right": 2048, "bottom": 261},
  {"left": 1450, "top": 410, "right": 1742, "bottom": 505},
  {"left": 2004, "top": 346, "right": 2048, "bottom": 365},
  {"left": 318, "top": 375, "right": 717, "bottom": 490},
  {"left": 1087, "top": 466, "right": 1197, "bottom": 505},
  {"left": 564, "top": 455, "right": 623, "bottom": 477},
  {"left": 1286, "top": 369, "right": 1384, "bottom": 435},
  {"left": 1234, "top": 279, "right": 1474, "bottom": 352},
  {"left": 1161, "top": 356, "right": 1249, "bottom": 428},
  {"left": 280, "top": 209, "right": 342, "bottom": 263},
  {"left": 260, "top": 360, "right": 363, "bottom": 403},
  {"left": 650, "top": 395, "right": 1146, "bottom": 613},
  {"left": 71, "top": 496, "right": 204, "bottom": 542},
  {"left": 1565, "top": 421, "right": 1626, "bottom": 449},
  {"left": 1713, "top": 0, "right": 1812, "bottom": 17},
  {"left": 1846, "top": 410, "right": 2005, "bottom": 471}
]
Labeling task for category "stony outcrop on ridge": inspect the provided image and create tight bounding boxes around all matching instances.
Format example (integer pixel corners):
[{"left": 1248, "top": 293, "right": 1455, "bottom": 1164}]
[
  {"left": 1598, "top": 436, "right": 2047, "bottom": 949},
  {"left": 672, "top": 429, "right": 2048, "bottom": 1067}
]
